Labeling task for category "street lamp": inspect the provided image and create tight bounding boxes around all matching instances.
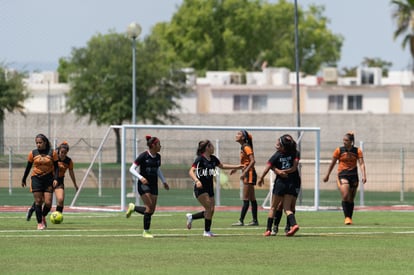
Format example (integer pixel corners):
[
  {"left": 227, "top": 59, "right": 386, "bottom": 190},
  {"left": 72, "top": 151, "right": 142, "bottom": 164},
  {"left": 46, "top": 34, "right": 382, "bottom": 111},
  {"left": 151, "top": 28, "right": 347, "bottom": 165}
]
[{"left": 127, "top": 22, "right": 141, "bottom": 160}]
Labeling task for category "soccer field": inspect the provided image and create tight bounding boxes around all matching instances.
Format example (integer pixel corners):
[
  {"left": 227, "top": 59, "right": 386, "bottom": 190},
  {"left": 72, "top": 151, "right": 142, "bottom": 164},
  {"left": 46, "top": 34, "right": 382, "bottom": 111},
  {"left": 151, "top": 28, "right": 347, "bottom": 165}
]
[{"left": 1, "top": 210, "right": 414, "bottom": 274}]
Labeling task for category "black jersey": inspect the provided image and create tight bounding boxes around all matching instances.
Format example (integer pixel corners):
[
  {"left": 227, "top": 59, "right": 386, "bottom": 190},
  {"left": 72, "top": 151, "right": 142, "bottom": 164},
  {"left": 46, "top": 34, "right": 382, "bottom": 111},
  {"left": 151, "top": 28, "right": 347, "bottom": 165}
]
[
  {"left": 192, "top": 154, "right": 221, "bottom": 189},
  {"left": 267, "top": 150, "right": 300, "bottom": 185},
  {"left": 134, "top": 151, "right": 161, "bottom": 185}
]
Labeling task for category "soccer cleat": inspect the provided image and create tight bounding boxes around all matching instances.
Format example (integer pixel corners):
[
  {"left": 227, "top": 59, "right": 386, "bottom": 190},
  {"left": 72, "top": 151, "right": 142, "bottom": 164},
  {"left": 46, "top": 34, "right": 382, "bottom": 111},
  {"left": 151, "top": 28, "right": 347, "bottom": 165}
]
[
  {"left": 142, "top": 230, "right": 154, "bottom": 238},
  {"left": 286, "top": 224, "right": 299, "bottom": 237},
  {"left": 186, "top": 213, "right": 193, "bottom": 230},
  {"left": 26, "top": 207, "right": 34, "bottom": 221},
  {"left": 37, "top": 223, "right": 45, "bottom": 230},
  {"left": 271, "top": 226, "right": 278, "bottom": 236},
  {"left": 344, "top": 217, "right": 353, "bottom": 225},
  {"left": 126, "top": 203, "right": 135, "bottom": 218},
  {"left": 284, "top": 226, "right": 290, "bottom": 234},
  {"left": 232, "top": 220, "right": 244, "bottom": 226},
  {"left": 42, "top": 216, "right": 47, "bottom": 228},
  {"left": 203, "top": 231, "right": 215, "bottom": 237},
  {"left": 247, "top": 220, "right": 259, "bottom": 226},
  {"left": 263, "top": 230, "right": 272, "bottom": 237}
]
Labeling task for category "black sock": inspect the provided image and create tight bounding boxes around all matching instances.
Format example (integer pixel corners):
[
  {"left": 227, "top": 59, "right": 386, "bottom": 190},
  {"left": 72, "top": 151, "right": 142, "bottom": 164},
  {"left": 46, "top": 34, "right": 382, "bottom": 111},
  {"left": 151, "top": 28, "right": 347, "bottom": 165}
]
[
  {"left": 30, "top": 202, "right": 35, "bottom": 211},
  {"left": 342, "top": 201, "right": 350, "bottom": 217},
  {"left": 42, "top": 205, "right": 51, "bottom": 217},
  {"left": 273, "top": 210, "right": 283, "bottom": 227},
  {"left": 240, "top": 200, "right": 249, "bottom": 222},
  {"left": 35, "top": 204, "right": 42, "bottom": 223},
  {"left": 192, "top": 211, "right": 205, "bottom": 220},
  {"left": 56, "top": 205, "right": 64, "bottom": 213},
  {"left": 349, "top": 202, "right": 354, "bottom": 218},
  {"left": 266, "top": 217, "right": 274, "bottom": 231},
  {"left": 143, "top": 213, "right": 152, "bottom": 230},
  {"left": 135, "top": 206, "right": 146, "bottom": 215},
  {"left": 205, "top": 219, "right": 212, "bottom": 232},
  {"left": 251, "top": 200, "right": 258, "bottom": 222},
  {"left": 287, "top": 213, "right": 297, "bottom": 226}
]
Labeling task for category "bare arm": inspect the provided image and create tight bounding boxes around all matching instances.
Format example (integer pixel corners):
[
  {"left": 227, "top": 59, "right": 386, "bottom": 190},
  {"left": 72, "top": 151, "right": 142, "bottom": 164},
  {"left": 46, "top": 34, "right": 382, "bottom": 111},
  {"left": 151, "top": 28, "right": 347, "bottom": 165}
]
[
  {"left": 323, "top": 157, "right": 338, "bottom": 182},
  {"left": 68, "top": 168, "right": 78, "bottom": 191},
  {"left": 358, "top": 157, "right": 367, "bottom": 184}
]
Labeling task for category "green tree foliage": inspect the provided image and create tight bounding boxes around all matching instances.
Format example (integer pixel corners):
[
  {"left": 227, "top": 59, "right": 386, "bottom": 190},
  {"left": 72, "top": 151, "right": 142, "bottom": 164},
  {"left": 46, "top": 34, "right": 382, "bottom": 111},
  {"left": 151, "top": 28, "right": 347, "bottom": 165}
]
[
  {"left": 157, "top": 0, "right": 343, "bottom": 75},
  {"left": 59, "top": 32, "right": 189, "bottom": 162},
  {"left": 391, "top": 0, "right": 414, "bottom": 70},
  {"left": 0, "top": 65, "right": 28, "bottom": 154},
  {"left": 362, "top": 57, "right": 393, "bottom": 76}
]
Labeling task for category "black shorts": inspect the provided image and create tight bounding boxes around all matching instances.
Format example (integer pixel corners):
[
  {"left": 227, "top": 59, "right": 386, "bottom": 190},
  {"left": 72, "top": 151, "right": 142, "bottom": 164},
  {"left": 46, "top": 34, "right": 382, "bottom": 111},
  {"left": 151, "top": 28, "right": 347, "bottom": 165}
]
[
  {"left": 338, "top": 174, "right": 359, "bottom": 188},
  {"left": 193, "top": 183, "right": 214, "bottom": 198},
  {"left": 54, "top": 177, "right": 65, "bottom": 190},
  {"left": 138, "top": 182, "right": 158, "bottom": 196},
  {"left": 272, "top": 180, "right": 299, "bottom": 197},
  {"left": 31, "top": 174, "right": 54, "bottom": 193}
]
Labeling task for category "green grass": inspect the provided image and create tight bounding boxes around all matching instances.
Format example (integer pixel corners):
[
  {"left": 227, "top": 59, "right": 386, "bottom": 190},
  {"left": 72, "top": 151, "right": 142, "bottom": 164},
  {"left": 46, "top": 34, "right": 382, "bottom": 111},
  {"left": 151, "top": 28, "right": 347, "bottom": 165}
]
[{"left": 1, "top": 210, "right": 414, "bottom": 274}]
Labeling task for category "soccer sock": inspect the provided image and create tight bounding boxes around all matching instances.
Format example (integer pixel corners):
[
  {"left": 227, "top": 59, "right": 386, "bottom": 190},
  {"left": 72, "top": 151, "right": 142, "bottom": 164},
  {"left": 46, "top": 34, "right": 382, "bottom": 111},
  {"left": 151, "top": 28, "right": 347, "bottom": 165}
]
[
  {"left": 239, "top": 200, "right": 249, "bottom": 222},
  {"left": 42, "top": 205, "right": 51, "bottom": 217},
  {"left": 192, "top": 211, "right": 205, "bottom": 220},
  {"left": 205, "top": 218, "right": 212, "bottom": 232},
  {"left": 56, "top": 205, "right": 64, "bottom": 213},
  {"left": 143, "top": 213, "right": 152, "bottom": 230},
  {"left": 349, "top": 202, "right": 354, "bottom": 218},
  {"left": 35, "top": 204, "right": 42, "bottom": 223},
  {"left": 273, "top": 210, "right": 283, "bottom": 227},
  {"left": 287, "top": 213, "right": 297, "bottom": 226},
  {"left": 342, "top": 201, "right": 350, "bottom": 217},
  {"left": 251, "top": 200, "right": 258, "bottom": 222},
  {"left": 266, "top": 217, "right": 274, "bottom": 231},
  {"left": 30, "top": 202, "right": 35, "bottom": 211},
  {"left": 134, "top": 206, "right": 146, "bottom": 215}
]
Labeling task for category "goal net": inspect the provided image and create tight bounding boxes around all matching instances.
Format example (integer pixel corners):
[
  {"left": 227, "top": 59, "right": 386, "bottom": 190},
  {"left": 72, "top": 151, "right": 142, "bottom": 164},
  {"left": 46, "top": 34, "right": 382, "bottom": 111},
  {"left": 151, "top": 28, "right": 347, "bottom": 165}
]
[{"left": 70, "top": 124, "right": 321, "bottom": 211}]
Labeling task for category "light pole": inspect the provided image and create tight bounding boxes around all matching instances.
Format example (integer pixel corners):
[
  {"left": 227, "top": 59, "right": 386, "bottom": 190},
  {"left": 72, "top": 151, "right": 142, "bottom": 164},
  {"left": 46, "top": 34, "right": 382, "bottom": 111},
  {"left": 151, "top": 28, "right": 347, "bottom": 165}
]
[{"left": 127, "top": 22, "right": 141, "bottom": 160}]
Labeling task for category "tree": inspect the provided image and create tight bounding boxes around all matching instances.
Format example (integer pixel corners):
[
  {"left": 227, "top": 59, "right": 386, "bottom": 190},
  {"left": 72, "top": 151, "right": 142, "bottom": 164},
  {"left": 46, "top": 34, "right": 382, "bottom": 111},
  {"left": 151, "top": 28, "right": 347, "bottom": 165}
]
[
  {"left": 59, "top": 32, "right": 189, "bottom": 163},
  {"left": 157, "top": 0, "right": 343, "bottom": 75},
  {"left": 391, "top": 0, "right": 414, "bottom": 70},
  {"left": 0, "top": 65, "right": 29, "bottom": 155},
  {"left": 361, "top": 57, "right": 393, "bottom": 76}
]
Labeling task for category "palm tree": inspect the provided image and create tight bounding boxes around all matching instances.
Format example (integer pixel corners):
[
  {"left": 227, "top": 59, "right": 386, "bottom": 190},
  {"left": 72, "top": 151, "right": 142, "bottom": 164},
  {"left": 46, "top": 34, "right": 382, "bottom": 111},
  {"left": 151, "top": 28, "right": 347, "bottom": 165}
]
[{"left": 391, "top": 0, "right": 414, "bottom": 70}]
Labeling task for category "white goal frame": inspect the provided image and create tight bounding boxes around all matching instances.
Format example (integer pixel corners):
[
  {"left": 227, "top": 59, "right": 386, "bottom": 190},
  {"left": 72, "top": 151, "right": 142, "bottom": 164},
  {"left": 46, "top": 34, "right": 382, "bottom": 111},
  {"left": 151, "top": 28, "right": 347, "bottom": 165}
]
[{"left": 71, "top": 124, "right": 321, "bottom": 211}]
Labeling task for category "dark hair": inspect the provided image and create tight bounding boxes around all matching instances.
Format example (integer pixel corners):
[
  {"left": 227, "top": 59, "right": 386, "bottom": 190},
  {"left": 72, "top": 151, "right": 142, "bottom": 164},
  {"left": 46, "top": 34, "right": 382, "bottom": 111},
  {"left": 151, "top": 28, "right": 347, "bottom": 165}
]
[
  {"left": 146, "top": 135, "right": 160, "bottom": 148},
  {"left": 241, "top": 129, "right": 253, "bottom": 149},
  {"left": 57, "top": 141, "right": 70, "bottom": 153},
  {"left": 279, "top": 134, "right": 296, "bottom": 154},
  {"left": 344, "top": 132, "right": 355, "bottom": 145},
  {"left": 196, "top": 140, "right": 211, "bottom": 156},
  {"left": 35, "top": 134, "right": 51, "bottom": 152}
]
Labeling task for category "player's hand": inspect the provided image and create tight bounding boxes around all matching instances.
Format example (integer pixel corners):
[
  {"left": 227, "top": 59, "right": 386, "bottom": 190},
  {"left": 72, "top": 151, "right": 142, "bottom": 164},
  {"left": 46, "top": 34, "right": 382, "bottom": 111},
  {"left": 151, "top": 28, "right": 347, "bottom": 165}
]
[
  {"left": 323, "top": 175, "right": 329, "bottom": 182},
  {"left": 163, "top": 182, "right": 170, "bottom": 190},
  {"left": 21, "top": 181, "right": 26, "bottom": 188},
  {"left": 141, "top": 177, "right": 148, "bottom": 184}
]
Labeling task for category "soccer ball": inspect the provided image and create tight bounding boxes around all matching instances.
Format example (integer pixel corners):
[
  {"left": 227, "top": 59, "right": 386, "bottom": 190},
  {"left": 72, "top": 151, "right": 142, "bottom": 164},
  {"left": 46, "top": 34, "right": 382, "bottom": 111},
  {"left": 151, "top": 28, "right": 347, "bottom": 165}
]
[{"left": 50, "top": 211, "right": 63, "bottom": 224}]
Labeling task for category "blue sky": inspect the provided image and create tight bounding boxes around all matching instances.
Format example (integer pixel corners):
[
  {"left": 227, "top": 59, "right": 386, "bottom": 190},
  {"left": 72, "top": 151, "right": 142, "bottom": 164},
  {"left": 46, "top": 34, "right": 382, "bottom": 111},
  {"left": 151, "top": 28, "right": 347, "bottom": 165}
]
[{"left": 0, "top": 0, "right": 410, "bottom": 71}]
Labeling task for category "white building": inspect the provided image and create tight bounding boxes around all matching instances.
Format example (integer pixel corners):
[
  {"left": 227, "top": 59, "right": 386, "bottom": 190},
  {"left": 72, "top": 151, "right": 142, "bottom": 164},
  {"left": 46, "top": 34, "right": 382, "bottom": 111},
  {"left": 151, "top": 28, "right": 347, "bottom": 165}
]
[{"left": 21, "top": 67, "right": 414, "bottom": 115}]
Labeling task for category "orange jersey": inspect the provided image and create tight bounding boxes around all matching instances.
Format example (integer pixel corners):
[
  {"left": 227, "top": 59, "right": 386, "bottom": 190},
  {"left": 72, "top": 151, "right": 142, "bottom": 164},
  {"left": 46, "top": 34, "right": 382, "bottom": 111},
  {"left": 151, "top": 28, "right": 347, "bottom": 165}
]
[
  {"left": 240, "top": 144, "right": 254, "bottom": 168},
  {"left": 333, "top": 146, "right": 363, "bottom": 175},
  {"left": 27, "top": 149, "right": 58, "bottom": 177},
  {"left": 57, "top": 156, "right": 74, "bottom": 178}
]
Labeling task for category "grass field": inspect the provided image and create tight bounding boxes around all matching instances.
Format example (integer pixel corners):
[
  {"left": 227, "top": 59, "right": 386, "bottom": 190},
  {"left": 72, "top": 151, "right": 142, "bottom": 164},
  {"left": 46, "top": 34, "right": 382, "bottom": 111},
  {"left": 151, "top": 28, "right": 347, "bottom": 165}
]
[{"left": 1, "top": 210, "right": 414, "bottom": 274}]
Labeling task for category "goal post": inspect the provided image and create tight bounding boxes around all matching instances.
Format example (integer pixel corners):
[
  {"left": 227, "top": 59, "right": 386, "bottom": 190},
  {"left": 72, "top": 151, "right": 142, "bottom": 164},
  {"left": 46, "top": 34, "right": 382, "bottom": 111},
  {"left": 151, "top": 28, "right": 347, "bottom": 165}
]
[
  {"left": 71, "top": 124, "right": 321, "bottom": 211},
  {"left": 119, "top": 124, "right": 321, "bottom": 211}
]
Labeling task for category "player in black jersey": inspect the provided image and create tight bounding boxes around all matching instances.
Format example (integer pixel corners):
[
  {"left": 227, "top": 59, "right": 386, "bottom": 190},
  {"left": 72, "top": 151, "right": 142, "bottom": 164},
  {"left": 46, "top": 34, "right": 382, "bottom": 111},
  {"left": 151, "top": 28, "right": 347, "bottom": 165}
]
[{"left": 126, "top": 135, "right": 169, "bottom": 238}]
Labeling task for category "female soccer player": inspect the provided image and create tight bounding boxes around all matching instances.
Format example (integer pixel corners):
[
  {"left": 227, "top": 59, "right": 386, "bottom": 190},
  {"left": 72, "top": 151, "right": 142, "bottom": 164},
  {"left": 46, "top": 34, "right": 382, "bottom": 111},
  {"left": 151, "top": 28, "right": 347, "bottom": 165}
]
[
  {"left": 230, "top": 130, "right": 259, "bottom": 226},
  {"left": 22, "top": 134, "right": 59, "bottom": 230},
  {"left": 186, "top": 139, "right": 242, "bottom": 237},
  {"left": 323, "top": 132, "right": 367, "bottom": 225},
  {"left": 258, "top": 134, "right": 301, "bottom": 237},
  {"left": 125, "top": 135, "right": 169, "bottom": 238},
  {"left": 26, "top": 141, "right": 78, "bottom": 221}
]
